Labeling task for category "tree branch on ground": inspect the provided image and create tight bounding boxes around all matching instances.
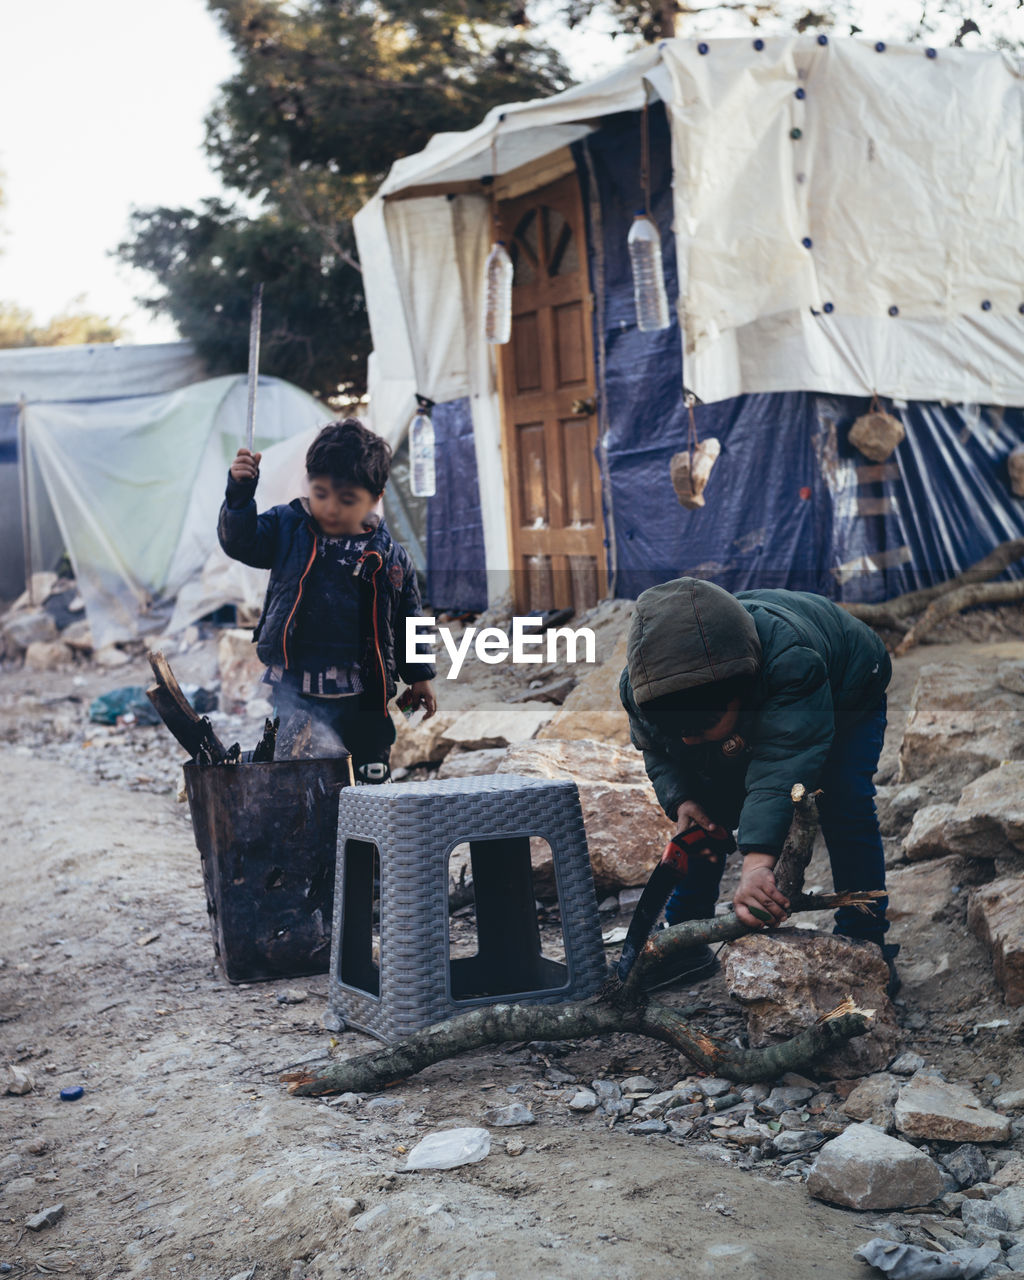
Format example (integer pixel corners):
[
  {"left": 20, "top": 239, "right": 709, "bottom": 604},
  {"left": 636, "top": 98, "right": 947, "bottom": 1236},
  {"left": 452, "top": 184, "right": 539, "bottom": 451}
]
[
  {"left": 284, "top": 784, "right": 877, "bottom": 1097},
  {"left": 841, "top": 537, "right": 1024, "bottom": 640}
]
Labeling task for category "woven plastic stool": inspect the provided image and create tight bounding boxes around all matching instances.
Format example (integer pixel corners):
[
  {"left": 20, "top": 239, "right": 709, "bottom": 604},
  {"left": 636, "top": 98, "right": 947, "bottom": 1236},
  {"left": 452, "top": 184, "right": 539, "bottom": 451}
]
[{"left": 325, "top": 773, "right": 607, "bottom": 1042}]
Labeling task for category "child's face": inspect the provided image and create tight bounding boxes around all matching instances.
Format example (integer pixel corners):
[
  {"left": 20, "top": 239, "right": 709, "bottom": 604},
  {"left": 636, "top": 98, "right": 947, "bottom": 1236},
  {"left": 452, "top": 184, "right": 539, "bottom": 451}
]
[
  {"left": 681, "top": 697, "right": 742, "bottom": 747},
  {"left": 307, "top": 474, "right": 381, "bottom": 536}
]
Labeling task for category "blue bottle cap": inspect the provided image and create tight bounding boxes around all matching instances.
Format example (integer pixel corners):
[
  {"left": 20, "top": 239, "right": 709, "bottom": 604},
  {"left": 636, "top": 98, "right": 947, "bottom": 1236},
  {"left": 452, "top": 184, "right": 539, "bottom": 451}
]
[
  {"left": 981, "top": 300, "right": 992, "bottom": 311},
  {"left": 790, "top": 127, "right": 803, "bottom": 140},
  {"left": 823, "top": 302, "right": 834, "bottom": 314},
  {"left": 60, "top": 1085, "right": 85, "bottom": 1102},
  {"left": 1019, "top": 303, "right": 1024, "bottom": 315},
  {"left": 875, "top": 41, "right": 886, "bottom": 52},
  {"left": 926, "top": 47, "right": 937, "bottom": 58},
  {"left": 802, "top": 237, "right": 813, "bottom": 249},
  {"left": 817, "top": 34, "right": 829, "bottom": 45},
  {"left": 795, "top": 87, "right": 806, "bottom": 99},
  {"left": 698, "top": 42, "right": 709, "bottom": 55},
  {"left": 888, "top": 305, "right": 899, "bottom": 317},
  {"left": 753, "top": 38, "right": 765, "bottom": 50}
]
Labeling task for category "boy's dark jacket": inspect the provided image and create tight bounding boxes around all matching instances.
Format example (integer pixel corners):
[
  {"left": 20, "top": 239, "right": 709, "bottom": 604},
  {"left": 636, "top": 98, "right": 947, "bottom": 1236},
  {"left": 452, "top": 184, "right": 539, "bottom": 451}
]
[
  {"left": 619, "top": 579, "right": 891, "bottom": 855},
  {"left": 218, "top": 476, "right": 435, "bottom": 711}
]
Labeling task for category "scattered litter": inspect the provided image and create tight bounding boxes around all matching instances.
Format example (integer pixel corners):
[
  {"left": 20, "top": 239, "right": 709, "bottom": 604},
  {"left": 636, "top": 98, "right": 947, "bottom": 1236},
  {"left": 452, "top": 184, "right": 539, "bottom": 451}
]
[
  {"left": 602, "top": 926, "right": 628, "bottom": 945},
  {"left": 404, "top": 1127, "right": 491, "bottom": 1171},
  {"left": 59, "top": 1086, "right": 84, "bottom": 1102},
  {"left": 88, "top": 687, "right": 162, "bottom": 727},
  {"left": 854, "top": 1238, "right": 1000, "bottom": 1279},
  {"left": 971, "top": 1019, "right": 1009, "bottom": 1033}
]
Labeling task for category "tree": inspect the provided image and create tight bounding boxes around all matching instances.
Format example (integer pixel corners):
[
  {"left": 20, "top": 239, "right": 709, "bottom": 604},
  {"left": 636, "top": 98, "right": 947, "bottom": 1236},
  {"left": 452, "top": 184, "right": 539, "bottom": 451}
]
[
  {"left": 0, "top": 298, "right": 124, "bottom": 350},
  {"left": 118, "top": 0, "right": 572, "bottom": 400},
  {"left": 562, "top": 0, "right": 1024, "bottom": 45}
]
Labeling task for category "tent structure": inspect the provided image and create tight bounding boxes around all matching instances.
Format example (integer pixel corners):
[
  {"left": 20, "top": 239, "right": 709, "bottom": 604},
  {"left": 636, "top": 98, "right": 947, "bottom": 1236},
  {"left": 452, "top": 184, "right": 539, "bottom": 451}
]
[
  {"left": 1, "top": 342, "right": 333, "bottom": 648},
  {"left": 355, "top": 36, "right": 1024, "bottom": 615}
]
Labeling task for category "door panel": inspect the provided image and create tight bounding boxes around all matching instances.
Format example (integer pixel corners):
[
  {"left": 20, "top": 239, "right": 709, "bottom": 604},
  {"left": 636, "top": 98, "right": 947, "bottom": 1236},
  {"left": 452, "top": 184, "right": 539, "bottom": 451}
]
[{"left": 498, "top": 172, "right": 607, "bottom": 615}]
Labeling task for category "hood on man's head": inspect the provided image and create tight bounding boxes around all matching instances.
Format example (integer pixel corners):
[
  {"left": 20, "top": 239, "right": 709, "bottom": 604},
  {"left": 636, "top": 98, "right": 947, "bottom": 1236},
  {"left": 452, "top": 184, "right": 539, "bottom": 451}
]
[{"left": 626, "top": 577, "right": 761, "bottom": 707}]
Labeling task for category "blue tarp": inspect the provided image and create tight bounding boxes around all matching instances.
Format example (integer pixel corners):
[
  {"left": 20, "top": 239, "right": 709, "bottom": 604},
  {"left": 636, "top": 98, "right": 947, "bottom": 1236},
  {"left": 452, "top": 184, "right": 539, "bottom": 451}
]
[
  {"left": 577, "top": 106, "right": 1024, "bottom": 603},
  {"left": 425, "top": 397, "right": 488, "bottom": 612},
  {"left": 0, "top": 402, "right": 19, "bottom": 465}
]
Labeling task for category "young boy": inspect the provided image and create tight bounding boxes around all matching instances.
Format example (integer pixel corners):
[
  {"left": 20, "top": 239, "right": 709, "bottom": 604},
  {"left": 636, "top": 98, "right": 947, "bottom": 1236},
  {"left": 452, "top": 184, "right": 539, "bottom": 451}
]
[
  {"left": 218, "top": 418, "right": 436, "bottom": 782},
  {"left": 619, "top": 576, "right": 897, "bottom": 991}
]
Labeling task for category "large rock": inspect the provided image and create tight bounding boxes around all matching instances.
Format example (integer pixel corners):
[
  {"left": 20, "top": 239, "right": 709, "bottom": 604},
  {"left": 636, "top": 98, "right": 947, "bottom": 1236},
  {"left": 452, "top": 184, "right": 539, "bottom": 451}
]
[
  {"left": 2, "top": 609, "right": 58, "bottom": 652},
  {"left": 902, "top": 804, "right": 957, "bottom": 862},
  {"left": 60, "top": 619, "right": 94, "bottom": 653},
  {"left": 841, "top": 1074, "right": 899, "bottom": 1130},
  {"left": 1008, "top": 446, "right": 1024, "bottom": 497},
  {"left": 885, "top": 856, "right": 960, "bottom": 923},
  {"left": 536, "top": 631, "right": 631, "bottom": 747},
  {"left": 723, "top": 930, "right": 901, "bottom": 1077},
  {"left": 894, "top": 1073, "right": 1011, "bottom": 1143},
  {"left": 899, "top": 662, "right": 1024, "bottom": 786},
  {"left": 807, "top": 1123, "right": 945, "bottom": 1210},
  {"left": 391, "top": 708, "right": 461, "bottom": 769},
  {"left": 217, "top": 629, "right": 266, "bottom": 714},
  {"left": 441, "top": 702, "right": 556, "bottom": 751},
  {"left": 435, "top": 748, "right": 506, "bottom": 779},
  {"left": 497, "top": 739, "right": 673, "bottom": 892},
  {"left": 968, "top": 877, "right": 1024, "bottom": 1006},
  {"left": 944, "top": 764, "right": 1024, "bottom": 861},
  {"left": 23, "top": 640, "right": 72, "bottom": 672}
]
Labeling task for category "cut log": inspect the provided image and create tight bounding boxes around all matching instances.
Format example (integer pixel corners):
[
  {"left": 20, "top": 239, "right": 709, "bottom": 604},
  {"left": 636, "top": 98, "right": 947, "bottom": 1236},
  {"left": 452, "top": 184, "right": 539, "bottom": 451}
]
[
  {"left": 842, "top": 537, "right": 1024, "bottom": 633},
  {"left": 894, "top": 579, "right": 1024, "bottom": 656}
]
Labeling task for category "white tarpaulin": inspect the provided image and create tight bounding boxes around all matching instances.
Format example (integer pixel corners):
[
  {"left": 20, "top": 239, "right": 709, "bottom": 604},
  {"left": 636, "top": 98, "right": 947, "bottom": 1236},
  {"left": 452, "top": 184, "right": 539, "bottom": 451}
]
[
  {"left": 0, "top": 341, "right": 206, "bottom": 403},
  {"left": 661, "top": 38, "right": 1024, "bottom": 403},
  {"left": 358, "top": 36, "right": 1024, "bottom": 428},
  {"left": 23, "top": 374, "right": 328, "bottom": 648}
]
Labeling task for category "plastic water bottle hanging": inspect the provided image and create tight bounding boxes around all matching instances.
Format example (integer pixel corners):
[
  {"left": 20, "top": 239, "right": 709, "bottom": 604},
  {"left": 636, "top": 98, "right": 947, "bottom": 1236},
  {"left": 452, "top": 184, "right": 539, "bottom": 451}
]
[
  {"left": 628, "top": 214, "right": 670, "bottom": 332},
  {"left": 629, "top": 101, "right": 671, "bottom": 333},
  {"left": 410, "top": 396, "right": 436, "bottom": 498},
  {"left": 483, "top": 241, "right": 513, "bottom": 345}
]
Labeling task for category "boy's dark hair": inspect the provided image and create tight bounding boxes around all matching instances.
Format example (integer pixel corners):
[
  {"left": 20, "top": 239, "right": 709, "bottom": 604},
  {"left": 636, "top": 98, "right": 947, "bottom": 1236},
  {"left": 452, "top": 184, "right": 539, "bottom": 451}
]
[
  {"left": 640, "top": 674, "right": 754, "bottom": 737},
  {"left": 306, "top": 419, "right": 391, "bottom": 495}
]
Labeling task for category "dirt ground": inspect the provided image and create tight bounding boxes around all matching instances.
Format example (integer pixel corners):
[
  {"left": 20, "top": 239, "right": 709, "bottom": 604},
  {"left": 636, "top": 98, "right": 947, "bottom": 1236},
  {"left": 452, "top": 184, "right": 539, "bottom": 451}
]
[{"left": 2, "top": 624, "right": 1024, "bottom": 1280}]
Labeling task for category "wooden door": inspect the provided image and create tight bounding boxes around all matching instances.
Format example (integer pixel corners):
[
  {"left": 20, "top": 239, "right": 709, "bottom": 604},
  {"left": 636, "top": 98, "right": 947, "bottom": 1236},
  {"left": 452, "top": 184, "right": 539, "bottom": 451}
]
[{"left": 498, "top": 172, "right": 607, "bottom": 615}]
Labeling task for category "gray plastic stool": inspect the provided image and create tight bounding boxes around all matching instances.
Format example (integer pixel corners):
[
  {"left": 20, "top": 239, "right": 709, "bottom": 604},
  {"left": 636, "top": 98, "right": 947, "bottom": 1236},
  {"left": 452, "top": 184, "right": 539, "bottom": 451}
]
[{"left": 325, "top": 773, "right": 607, "bottom": 1042}]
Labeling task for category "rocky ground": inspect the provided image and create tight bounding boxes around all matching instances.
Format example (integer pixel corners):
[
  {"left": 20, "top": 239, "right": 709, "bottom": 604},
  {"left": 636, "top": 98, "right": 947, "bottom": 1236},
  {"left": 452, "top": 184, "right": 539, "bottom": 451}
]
[{"left": 3, "top": 592, "right": 1024, "bottom": 1279}]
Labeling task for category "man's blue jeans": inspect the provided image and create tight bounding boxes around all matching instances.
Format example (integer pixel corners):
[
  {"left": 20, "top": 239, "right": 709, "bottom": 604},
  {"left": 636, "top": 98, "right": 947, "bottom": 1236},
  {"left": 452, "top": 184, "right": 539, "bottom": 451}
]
[{"left": 664, "top": 697, "right": 889, "bottom": 944}]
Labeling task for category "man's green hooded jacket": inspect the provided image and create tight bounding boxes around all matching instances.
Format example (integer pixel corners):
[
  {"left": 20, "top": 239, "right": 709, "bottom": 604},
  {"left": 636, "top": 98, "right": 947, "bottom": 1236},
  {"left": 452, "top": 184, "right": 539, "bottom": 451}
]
[{"left": 619, "top": 579, "right": 891, "bottom": 854}]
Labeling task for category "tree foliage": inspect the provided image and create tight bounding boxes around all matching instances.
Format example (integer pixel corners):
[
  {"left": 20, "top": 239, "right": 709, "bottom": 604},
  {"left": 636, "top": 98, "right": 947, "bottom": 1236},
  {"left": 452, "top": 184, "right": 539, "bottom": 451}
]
[
  {"left": 0, "top": 299, "right": 124, "bottom": 350},
  {"left": 564, "top": 0, "right": 1024, "bottom": 45},
  {"left": 118, "top": 0, "right": 572, "bottom": 400}
]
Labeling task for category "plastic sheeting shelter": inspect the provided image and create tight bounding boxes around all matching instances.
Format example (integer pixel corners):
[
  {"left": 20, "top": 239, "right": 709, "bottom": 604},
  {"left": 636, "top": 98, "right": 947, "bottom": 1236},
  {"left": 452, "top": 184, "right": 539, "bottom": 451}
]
[
  {"left": 5, "top": 343, "right": 331, "bottom": 647},
  {"left": 356, "top": 37, "right": 1024, "bottom": 611}
]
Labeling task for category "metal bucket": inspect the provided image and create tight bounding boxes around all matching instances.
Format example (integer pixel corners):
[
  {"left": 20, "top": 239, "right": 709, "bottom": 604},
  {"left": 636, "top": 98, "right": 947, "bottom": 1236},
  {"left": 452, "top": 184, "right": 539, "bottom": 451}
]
[{"left": 183, "top": 757, "right": 352, "bottom": 983}]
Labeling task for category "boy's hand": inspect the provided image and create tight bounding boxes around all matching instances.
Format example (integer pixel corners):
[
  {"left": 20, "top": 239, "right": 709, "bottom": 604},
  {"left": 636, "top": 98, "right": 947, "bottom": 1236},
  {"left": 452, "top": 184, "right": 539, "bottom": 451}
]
[
  {"left": 674, "top": 800, "right": 728, "bottom": 854},
  {"left": 734, "top": 855, "right": 790, "bottom": 929},
  {"left": 230, "top": 448, "right": 262, "bottom": 482},
  {"left": 406, "top": 680, "right": 437, "bottom": 720}
]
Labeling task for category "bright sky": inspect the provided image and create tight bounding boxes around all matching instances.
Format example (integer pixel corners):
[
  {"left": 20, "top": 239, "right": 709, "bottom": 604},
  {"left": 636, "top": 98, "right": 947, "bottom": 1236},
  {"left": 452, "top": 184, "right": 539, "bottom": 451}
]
[
  {"left": 0, "top": 0, "right": 1015, "bottom": 347},
  {"left": 0, "top": 0, "right": 237, "bottom": 343}
]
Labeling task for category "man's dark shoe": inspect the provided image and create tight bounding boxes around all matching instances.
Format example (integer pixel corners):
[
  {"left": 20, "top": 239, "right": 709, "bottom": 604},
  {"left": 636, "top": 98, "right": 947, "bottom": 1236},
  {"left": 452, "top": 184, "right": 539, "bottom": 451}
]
[
  {"left": 642, "top": 943, "right": 719, "bottom": 992},
  {"left": 881, "top": 942, "right": 901, "bottom": 999}
]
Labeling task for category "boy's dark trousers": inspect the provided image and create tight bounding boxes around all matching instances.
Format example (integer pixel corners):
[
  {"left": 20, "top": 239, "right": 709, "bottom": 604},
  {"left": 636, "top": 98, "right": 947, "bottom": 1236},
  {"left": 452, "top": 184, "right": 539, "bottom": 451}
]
[
  {"left": 271, "top": 683, "right": 396, "bottom": 783},
  {"left": 664, "top": 697, "right": 889, "bottom": 944}
]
